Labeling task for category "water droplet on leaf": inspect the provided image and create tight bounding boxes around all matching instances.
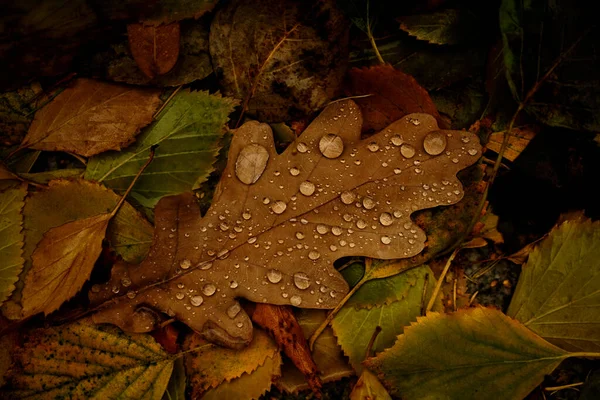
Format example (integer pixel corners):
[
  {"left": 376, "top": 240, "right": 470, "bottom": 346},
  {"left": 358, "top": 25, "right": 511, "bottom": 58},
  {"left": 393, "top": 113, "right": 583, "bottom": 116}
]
[{"left": 235, "top": 143, "right": 269, "bottom": 185}]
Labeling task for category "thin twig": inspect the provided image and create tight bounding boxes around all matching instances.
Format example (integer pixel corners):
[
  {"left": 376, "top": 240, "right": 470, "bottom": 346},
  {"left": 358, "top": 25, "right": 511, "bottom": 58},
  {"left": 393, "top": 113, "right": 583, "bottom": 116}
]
[
  {"left": 110, "top": 147, "right": 156, "bottom": 218},
  {"left": 420, "top": 273, "right": 429, "bottom": 316},
  {"left": 426, "top": 249, "right": 459, "bottom": 313},
  {"left": 153, "top": 86, "right": 182, "bottom": 119},
  {"left": 364, "top": 326, "right": 382, "bottom": 360}
]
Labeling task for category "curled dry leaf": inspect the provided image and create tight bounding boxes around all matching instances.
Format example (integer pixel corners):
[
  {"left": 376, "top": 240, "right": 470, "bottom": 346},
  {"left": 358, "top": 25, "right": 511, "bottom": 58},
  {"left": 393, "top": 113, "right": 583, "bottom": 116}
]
[
  {"left": 209, "top": 0, "right": 349, "bottom": 122},
  {"left": 127, "top": 22, "right": 181, "bottom": 79},
  {"left": 20, "top": 79, "right": 161, "bottom": 157},
  {"left": 89, "top": 99, "right": 481, "bottom": 348}
]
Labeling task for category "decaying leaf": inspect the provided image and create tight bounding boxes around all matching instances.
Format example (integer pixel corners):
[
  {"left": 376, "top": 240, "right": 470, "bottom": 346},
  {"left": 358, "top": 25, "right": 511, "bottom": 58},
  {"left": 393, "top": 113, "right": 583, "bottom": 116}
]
[
  {"left": 209, "top": 0, "right": 349, "bottom": 122},
  {"left": 365, "top": 308, "right": 570, "bottom": 400},
  {"left": 184, "top": 329, "right": 278, "bottom": 398},
  {"left": 127, "top": 22, "right": 180, "bottom": 79},
  {"left": 507, "top": 216, "right": 600, "bottom": 352},
  {"left": 1, "top": 320, "right": 173, "bottom": 399},
  {"left": 333, "top": 264, "right": 439, "bottom": 373},
  {"left": 0, "top": 183, "right": 27, "bottom": 306},
  {"left": 89, "top": 99, "right": 480, "bottom": 348},
  {"left": 346, "top": 65, "right": 447, "bottom": 134},
  {"left": 162, "top": 358, "right": 186, "bottom": 400},
  {"left": 350, "top": 369, "right": 392, "bottom": 400},
  {"left": 85, "top": 90, "right": 236, "bottom": 206},
  {"left": 277, "top": 309, "right": 353, "bottom": 394},
  {"left": 397, "top": 9, "right": 479, "bottom": 46},
  {"left": 19, "top": 79, "right": 161, "bottom": 157},
  {"left": 486, "top": 126, "right": 538, "bottom": 162},
  {"left": 2, "top": 179, "right": 152, "bottom": 320},
  {"left": 21, "top": 212, "right": 112, "bottom": 317}
]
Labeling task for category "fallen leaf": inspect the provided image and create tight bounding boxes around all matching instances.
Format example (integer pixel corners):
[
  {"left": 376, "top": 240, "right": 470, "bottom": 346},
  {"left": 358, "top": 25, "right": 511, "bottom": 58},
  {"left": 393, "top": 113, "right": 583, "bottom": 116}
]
[
  {"left": 486, "top": 126, "right": 538, "bottom": 162},
  {"left": 0, "top": 82, "right": 41, "bottom": 146},
  {"left": 346, "top": 65, "right": 447, "bottom": 134},
  {"left": 21, "top": 212, "right": 111, "bottom": 317},
  {"left": 350, "top": 369, "right": 392, "bottom": 400},
  {"left": 85, "top": 90, "right": 236, "bottom": 206},
  {"left": 277, "top": 309, "right": 354, "bottom": 394},
  {"left": 129, "top": 0, "right": 218, "bottom": 25},
  {"left": 1, "top": 179, "right": 152, "bottom": 320},
  {"left": 19, "top": 168, "right": 84, "bottom": 184},
  {"left": 398, "top": 9, "right": 479, "bottom": 45},
  {"left": 506, "top": 239, "right": 540, "bottom": 265},
  {"left": 507, "top": 216, "right": 600, "bottom": 352},
  {"left": 127, "top": 22, "right": 180, "bottom": 79},
  {"left": 333, "top": 265, "right": 439, "bottom": 373},
  {"left": 252, "top": 304, "right": 321, "bottom": 392},
  {"left": 0, "top": 329, "right": 18, "bottom": 387},
  {"left": 365, "top": 308, "right": 570, "bottom": 400},
  {"left": 89, "top": 99, "right": 480, "bottom": 348},
  {"left": 162, "top": 358, "right": 186, "bottom": 400},
  {"left": 19, "top": 78, "right": 161, "bottom": 157},
  {"left": 1, "top": 320, "right": 173, "bottom": 399},
  {"left": 184, "top": 329, "right": 278, "bottom": 397},
  {"left": 209, "top": 0, "right": 349, "bottom": 122},
  {"left": 0, "top": 183, "right": 27, "bottom": 306},
  {"left": 0, "top": 163, "right": 19, "bottom": 182},
  {"left": 500, "top": 0, "right": 600, "bottom": 131},
  {"left": 201, "top": 352, "right": 282, "bottom": 400}
]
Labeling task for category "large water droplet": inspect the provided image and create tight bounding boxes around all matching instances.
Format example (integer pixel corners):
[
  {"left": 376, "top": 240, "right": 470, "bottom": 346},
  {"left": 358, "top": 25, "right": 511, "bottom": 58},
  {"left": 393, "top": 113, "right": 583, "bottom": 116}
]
[
  {"left": 379, "top": 212, "right": 393, "bottom": 226},
  {"left": 423, "top": 131, "right": 447, "bottom": 155},
  {"left": 319, "top": 134, "right": 344, "bottom": 159},
  {"left": 316, "top": 224, "right": 329, "bottom": 234},
  {"left": 356, "top": 219, "right": 367, "bottom": 229},
  {"left": 267, "top": 269, "right": 283, "bottom": 283},
  {"left": 331, "top": 226, "right": 343, "bottom": 236},
  {"left": 296, "top": 142, "right": 308, "bottom": 153},
  {"left": 199, "top": 261, "right": 213, "bottom": 270},
  {"left": 391, "top": 135, "right": 404, "bottom": 146},
  {"left": 293, "top": 272, "right": 311, "bottom": 290},
  {"left": 362, "top": 197, "right": 375, "bottom": 209},
  {"left": 242, "top": 210, "right": 252, "bottom": 220},
  {"left": 227, "top": 303, "right": 241, "bottom": 318},
  {"left": 308, "top": 250, "right": 321, "bottom": 260},
  {"left": 367, "top": 142, "right": 379, "bottom": 152},
  {"left": 272, "top": 201, "right": 287, "bottom": 214},
  {"left": 235, "top": 143, "right": 269, "bottom": 185},
  {"left": 340, "top": 191, "right": 356, "bottom": 204},
  {"left": 400, "top": 144, "right": 416, "bottom": 158},
  {"left": 202, "top": 284, "right": 216, "bottom": 296},
  {"left": 381, "top": 236, "right": 392, "bottom": 244},
  {"left": 179, "top": 259, "right": 191, "bottom": 270},
  {"left": 190, "top": 295, "right": 204, "bottom": 307},
  {"left": 299, "top": 181, "right": 315, "bottom": 196},
  {"left": 290, "top": 295, "right": 302, "bottom": 306}
]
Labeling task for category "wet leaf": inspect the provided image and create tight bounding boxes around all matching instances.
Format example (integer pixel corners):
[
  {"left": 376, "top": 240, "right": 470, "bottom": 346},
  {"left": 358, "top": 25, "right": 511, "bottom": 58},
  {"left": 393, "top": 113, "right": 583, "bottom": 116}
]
[
  {"left": 201, "top": 352, "right": 281, "bottom": 400},
  {"left": 1, "top": 320, "right": 173, "bottom": 399},
  {"left": 507, "top": 216, "right": 600, "bottom": 352},
  {"left": 346, "top": 65, "right": 447, "bottom": 134},
  {"left": 350, "top": 369, "right": 392, "bottom": 400},
  {"left": 89, "top": 99, "right": 480, "bottom": 348},
  {"left": 398, "top": 9, "right": 478, "bottom": 45},
  {"left": 127, "top": 22, "right": 180, "bottom": 79},
  {"left": 2, "top": 180, "right": 152, "bottom": 320},
  {"left": 0, "top": 183, "right": 27, "bottom": 306},
  {"left": 277, "top": 309, "right": 353, "bottom": 394},
  {"left": 20, "top": 79, "right": 161, "bottom": 157},
  {"left": 365, "top": 308, "right": 570, "bottom": 400},
  {"left": 500, "top": 0, "right": 600, "bottom": 132},
  {"left": 209, "top": 0, "right": 349, "bottom": 122},
  {"left": 333, "top": 265, "right": 438, "bottom": 373},
  {"left": 85, "top": 90, "right": 236, "bottom": 206},
  {"left": 184, "top": 329, "right": 278, "bottom": 397},
  {"left": 21, "top": 212, "right": 111, "bottom": 317},
  {"left": 487, "top": 126, "right": 538, "bottom": 162}
]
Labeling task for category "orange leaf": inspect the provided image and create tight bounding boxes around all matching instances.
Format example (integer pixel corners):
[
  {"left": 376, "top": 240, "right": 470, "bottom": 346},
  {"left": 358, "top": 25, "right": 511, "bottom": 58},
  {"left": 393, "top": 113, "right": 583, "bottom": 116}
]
[
  {"left": 346, "top": 65, "right": 447, "bottom": 133},
  {"left": 127, "top": 22, "right": 181, "bottom": 79}
]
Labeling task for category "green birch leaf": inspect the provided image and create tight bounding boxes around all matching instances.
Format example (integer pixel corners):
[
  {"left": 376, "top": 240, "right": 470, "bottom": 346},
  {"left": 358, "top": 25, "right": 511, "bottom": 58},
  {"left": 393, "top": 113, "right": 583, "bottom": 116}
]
[
  {"left": 1, "top": 320, "right": 173, "bottom": 399},
  {"left": 0, "top": 183, "right": 27, "bottom": 306},
  {"left": 365, "top": 308, "right": 571, "bottom": 400},
  {"left": 333, "top": 265, "right": 438, "bottom": 373},
  {"left": 507, "top": 216, "right": 600, "bottom": 352},
  {"left": 85, "top": 90, "right": 237, "bottom": 206}
]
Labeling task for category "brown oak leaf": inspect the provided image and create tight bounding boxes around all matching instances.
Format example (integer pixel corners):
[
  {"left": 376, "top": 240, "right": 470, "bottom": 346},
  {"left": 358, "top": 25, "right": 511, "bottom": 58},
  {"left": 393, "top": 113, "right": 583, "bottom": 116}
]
[
  {"left": 127, "top": 22, "right": 181, "bottom": 79},
  {"left": 89, "top": 99, "right": 481, "bottom": 348}
]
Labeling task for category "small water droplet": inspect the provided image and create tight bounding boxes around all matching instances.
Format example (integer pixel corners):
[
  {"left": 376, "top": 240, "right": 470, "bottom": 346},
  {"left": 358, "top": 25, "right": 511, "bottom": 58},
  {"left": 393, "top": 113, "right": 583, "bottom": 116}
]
[
  {"left": 235, "top": 143, "right": 269, "bottom": 185},
  {"left": 293, "top": 272, "right": 311, "bottom": 290},
  {"left": 423, "top": 131, "right": 447, "bottom": 155},
  {"left": 332, "top": 226, "right": 343, "bottom": 236},
  {"left": 461, "top": 136, "right": 470, "bottom": 143},
  {"left": 190, "top": 295, "right": 203, "bottom": 307},
  {"left": 295, "top": 232, "right": 305, "bottom": 240},
  {"left": 217, "top": 249, "right": 229, "bottom": 259},
  {"left": 272, "top": 201, "right": 287, "bottom": 214},
  {"left": 126, "top": 291, "right": 136, "bottom": 299},
  {"left": 379, "top": 212, "right": 393, "bottom": 226},
  {"left": 263, "top": 197, "right": 271, "bottom": 204},
  {"left": 409, "top": 118, "right": 421, "bottom": 126},
  {"left": 290, "top": 295, "right": 302, "bottom": 306},
  {"left": 362, "top": 197, "right": 375, "bottom": 209},
  {"left": 356, "top": 219, "right": 367, "bottom": 229},
  {"left": 289, "top": 167, "right": 300, "bottom": 176},
  {"left": 393, "top": 210, "right": 402, "bottom": 218},
  {"left": 227, "top": 303, "right": 241, "bottom": 318},
  {"left": 330, "top": 245, "right": 337, "bottom": 251},
  {"left": 319, "top": 134, "right": 344, "bottom": 159},
  {"left": 229, "top": 280, "right": 239, "bottom": 289},
  {"left": 367, "top": 142, "right": 379, "bottom": 152},
  {"left": 267, "top": 269, "right": 283, "bottom": 283},
  {"left": 236, "top": 322, "right": 244, "bottom": 328},
  {"left": 400, "top": 144, "right": 416, "bottom": 158},
  {"left": 452, "top": 158, "right": 459, "bottom": 164},
  {"left": 176, "top": 292, "right": 185, "bottom": 300},
  {"left": 296, "top": 142, "right": 308, "bottom": 153},
  {"left": 340, "top": 191, "right": 356, "bottom": 204},
  {"left": 343, "top": 213, "right": 353, "bottom": 222},
  {"left": 199, "top": 261, "right": 213, "bottom": 270},
  {"left": 111, "top": 285, "right": 120, "bottom": 294},
  {"left": 394, "top": 168, "right": 402, "bottom": 174},
  {"left": 308, "top": 250, "right": 321, "bottom": 260},
  {"left": 468, "top": 148, "right": 478, "bottom": 156},
  {"left": 316, "top": 224, "right": 329, "bottom": 234},
  {"left": 121, "top": 277, "right": 132, "bottom": 287},
  {"left": 202, "top": 284, "right": 216, "bottom": 296},
  {"left": 242, "top": 210, "right": 251, "bottom": 220},
  {"left": 299, "top": 181, "right": 315, "bottom": 196},
  {"left": 391, "top": 135, "right": 404, "bottom": 146},
  {"left": 381, "top": 236, "right": 392, "bottom": 244}
]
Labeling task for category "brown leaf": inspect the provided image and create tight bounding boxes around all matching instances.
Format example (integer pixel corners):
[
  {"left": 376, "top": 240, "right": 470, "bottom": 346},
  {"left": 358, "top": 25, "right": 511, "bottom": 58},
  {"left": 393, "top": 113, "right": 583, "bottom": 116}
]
[
  {"left": 20, "top": 79, "right": 161, "bottom": 157},
  {"left": 346, "top": 65, "right": 447, "bottom": 133},
  {"left": 486, "top": 126, "right": 538, "bottom": 162},
  {"left": 127, "top": 22, "right": 181, "bottom": 79},
  {"left": 89, "top": 99, "right": 481, "bottom": 348},
  {"left": 21, "top": 213, "right": 111, "bottom": 317},
  {"left": 252, "top": 304, "right": 321, "bottom": 393}
]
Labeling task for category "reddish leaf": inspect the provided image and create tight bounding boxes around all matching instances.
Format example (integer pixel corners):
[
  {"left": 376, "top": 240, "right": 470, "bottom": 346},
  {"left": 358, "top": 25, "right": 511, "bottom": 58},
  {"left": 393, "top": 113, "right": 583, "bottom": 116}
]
[
  {"left": 346, "top": 65, "right": 447, "bottom": 133},
  {"left": 127, "top": 22, "right": 181, "bottom": 79},
  {"left": 151, "top": 324, "right": 180, "bottom": 354}
]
